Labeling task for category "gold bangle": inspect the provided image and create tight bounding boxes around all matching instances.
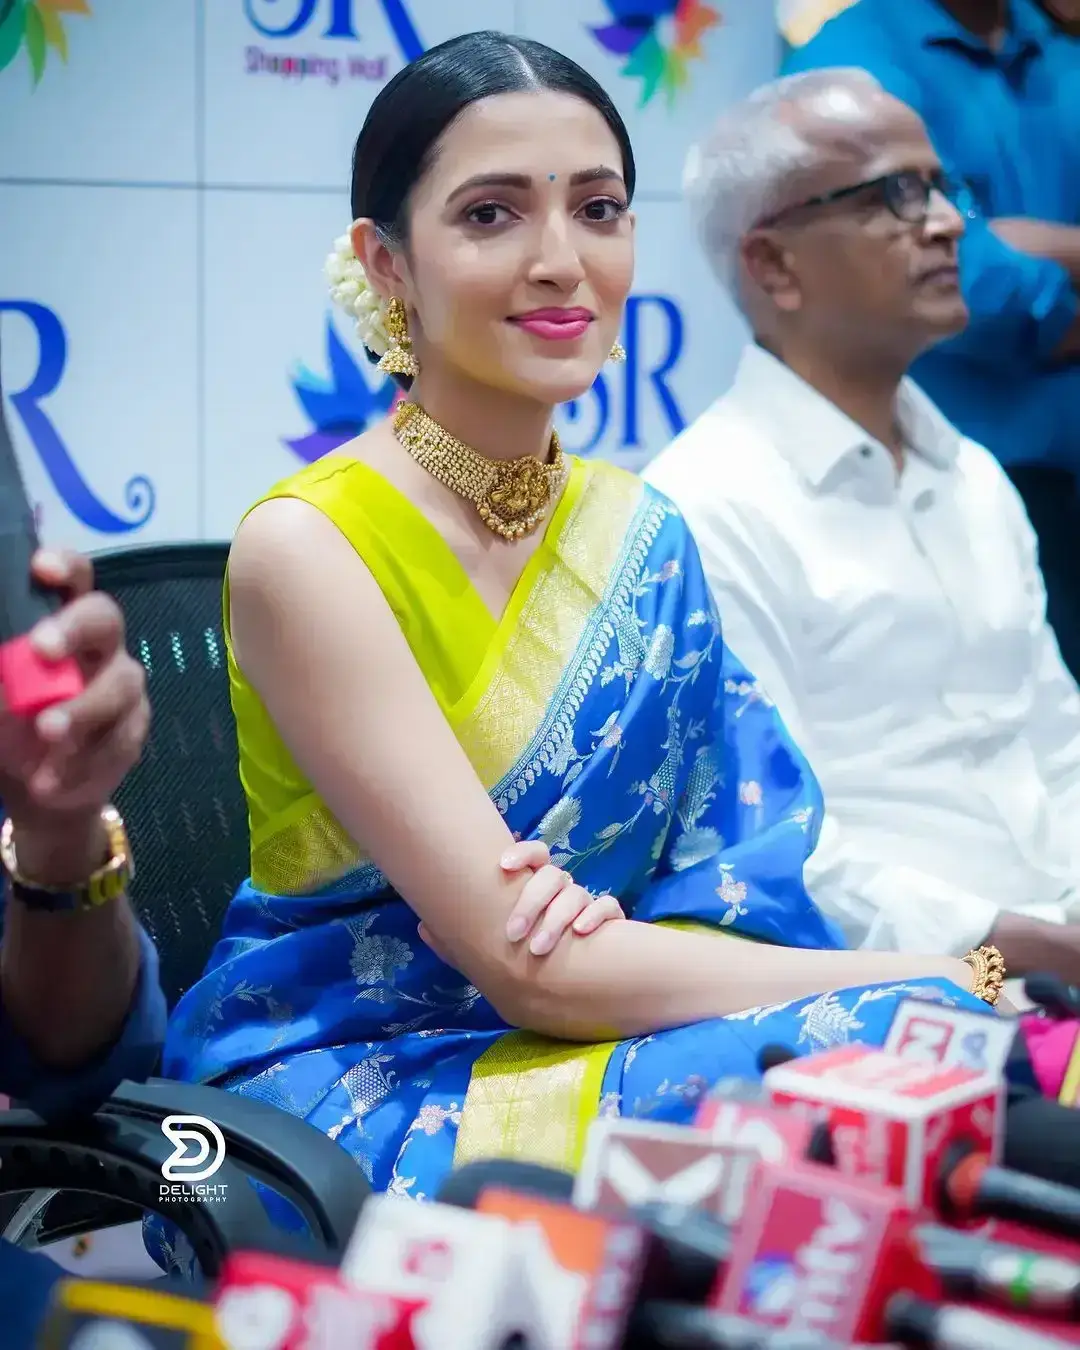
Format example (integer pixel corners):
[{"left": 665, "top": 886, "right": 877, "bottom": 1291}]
[{"left": 963, "top": 944, "right": 1006, "bottom": 1006}]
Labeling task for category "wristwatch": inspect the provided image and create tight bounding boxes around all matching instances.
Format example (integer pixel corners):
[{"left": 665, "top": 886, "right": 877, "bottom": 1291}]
[{"left": 0, "top": 805, "right": 134, "bottom": 912}]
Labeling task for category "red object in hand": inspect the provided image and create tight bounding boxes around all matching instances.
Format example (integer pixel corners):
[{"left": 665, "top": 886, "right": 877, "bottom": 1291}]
[{"left": 0, "top": 633, "right": 82, "bottom": 717}]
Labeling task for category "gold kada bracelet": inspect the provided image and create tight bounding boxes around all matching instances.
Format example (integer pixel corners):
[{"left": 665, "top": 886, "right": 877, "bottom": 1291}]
[{"left": 963, "top": 944, "right": 1006, "bottom": 1005}]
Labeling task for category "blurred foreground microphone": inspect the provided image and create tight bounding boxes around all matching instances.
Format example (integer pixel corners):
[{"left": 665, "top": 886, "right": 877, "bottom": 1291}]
[
  {"left": 441, "top": 1157, "right": 731, "bottom": 1309},
  {"left": 883, "top": 996, "right": 1044, "bottom": 1101},
  {"left": 437, "top": 1158, "right": 576, "bottom": 1209},
  {"left": 36, "top": 1280, "right": 219, "bottom": 1349},
  {"left": 694, "top": 1074, "right": 823, "bottom": 1169},
  {"left": 626, "top": 1301, "right": 858, "bottom": 1349},
  {"left": 0, "top": 326, "right": 82, "bottom": 715},
  {"left": 339, "top": 1192, "right": 535, "bottom": 1348},
  {"left": 711, "top": 1159, "right": 933, "bottom": 1342},
  {"left": 214, "top": 1250, "right": 426, "bottom": 1350},
  {"left": 882, "top": 999, "right": 1017, "bottom": 1078},
  {"left": 575, "top": 1118, "right": 761, "bottom": 1226},
  {"left": 476, "top": 1186, "right": 647, "bottom": 1349},
  {"left": 885, "top": 1293, "right": 1076, "bottom": 1350},
  {"left": 909, "top": 1223, "right": 1080, "bottom": 1321},
  {"left": 1025, "top": 975, "right": 1080, "bottom": 1021},
  {"left": 765, "top": 1044, "right": 1080, "bottom": 1239},
  {"left": 882, "top": 989, "right": 1075, "bottom": 1103}
]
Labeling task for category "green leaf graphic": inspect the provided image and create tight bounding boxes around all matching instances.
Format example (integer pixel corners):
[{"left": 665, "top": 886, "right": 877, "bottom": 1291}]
[
  {"left": 24, "top": 1, "right": 45, "bottom": 82},
  {"left": 0, "top": 0, "right": 28, "bottom": 75}
]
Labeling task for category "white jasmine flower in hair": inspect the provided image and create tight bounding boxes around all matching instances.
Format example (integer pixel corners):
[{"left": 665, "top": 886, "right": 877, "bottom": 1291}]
[{"left": 324, "top": 232, "right": 390, "bottom": 356}]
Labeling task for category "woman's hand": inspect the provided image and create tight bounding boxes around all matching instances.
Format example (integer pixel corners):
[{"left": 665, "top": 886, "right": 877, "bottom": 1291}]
[
  {"left": 502, "top": 842, "right": 625, "bottom": 954},
  {"left": 418, "top": 841, "right": 625, "bottom": 961}
]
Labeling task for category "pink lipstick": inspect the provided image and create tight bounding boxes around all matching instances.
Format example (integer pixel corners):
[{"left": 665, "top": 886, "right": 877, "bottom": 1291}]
[{"left": 511, "top": 307, "right": 594, "bottom": 341}]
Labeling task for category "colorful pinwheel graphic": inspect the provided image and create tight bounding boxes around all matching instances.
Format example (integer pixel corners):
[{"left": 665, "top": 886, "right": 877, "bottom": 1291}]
[
  {"left": 589, "top": 0, "right": 721, "bottom": 108},
  {"left": 286, "top": 320, "right": 398, "bottom": 463},
  {"left": 0, "top": 0, "right": 91, "bottom": 84}
]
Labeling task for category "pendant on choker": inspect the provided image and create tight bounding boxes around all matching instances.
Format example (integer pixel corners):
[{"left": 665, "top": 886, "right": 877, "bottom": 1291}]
[{"left": 393, "top": 401, "right": 566, "bottom": 540}]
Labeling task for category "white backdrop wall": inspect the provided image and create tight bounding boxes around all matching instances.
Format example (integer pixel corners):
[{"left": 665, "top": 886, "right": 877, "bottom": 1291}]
[{"left": 0, "top": 0, "right": 782, "bottom": 550}]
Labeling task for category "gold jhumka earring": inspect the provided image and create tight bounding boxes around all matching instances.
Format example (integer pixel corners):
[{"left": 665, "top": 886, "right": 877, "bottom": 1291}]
[{"left": 377, "top": 297, "right": 420, "bottom": 378}]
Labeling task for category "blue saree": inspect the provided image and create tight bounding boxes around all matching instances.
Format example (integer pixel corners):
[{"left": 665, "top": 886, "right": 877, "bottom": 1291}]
[{"left": 146, "top": 455, "right": 984, "bottom": 1267}]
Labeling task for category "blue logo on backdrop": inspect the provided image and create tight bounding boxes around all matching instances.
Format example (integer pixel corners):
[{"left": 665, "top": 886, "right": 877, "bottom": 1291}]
[
  {"left": 245, "top": 0, "right": 424, "bottom": 53},
  {"left": 0, "top": 302, "right": 156, "bottom": 534},
  {"left": 286, "top": 319, "right": 397, "bottom": 461},
  {"left": 560, "top": 295, "right": 686, "bottom": 456},
  {"left": 286, "top": 297, "right": 687, "bottom": 463},
  {"left": 243, "top": 1, "right": 424, "bottom": 84}
]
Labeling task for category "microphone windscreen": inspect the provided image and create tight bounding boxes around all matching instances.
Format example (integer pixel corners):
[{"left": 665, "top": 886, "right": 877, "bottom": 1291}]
[
  {"left": 1004, "top": 1096, "right": 1080, "bottom": 1190},
  {"left": 628, "top": 1300, "right": 848, "bottom": 1348},
  {"left": 436, "top": 1159, "right": 576, "bottom": 1209},
  {"left": 757, "top": 1045, "right": 798, "bottom": 1074},
  {"left": 1024, "top": 974, "right": 1080, "bottom": 1018},
  {"left": 632, "top": 1201, "right": 732, "bottom": 1304}
]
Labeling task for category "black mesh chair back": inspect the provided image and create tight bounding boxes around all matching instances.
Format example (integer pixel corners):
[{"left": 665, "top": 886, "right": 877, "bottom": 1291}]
[{"left": 94, "top": 542, "right": 248, "bottom": 1009}]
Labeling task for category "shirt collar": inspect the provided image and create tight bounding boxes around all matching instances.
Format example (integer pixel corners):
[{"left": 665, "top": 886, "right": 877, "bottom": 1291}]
[
  {"left": 918, "top": 0, "right": 1050, "bottom": 55},
  {"left": 726, "top": 344, "right": 963, "bottom": 490}
]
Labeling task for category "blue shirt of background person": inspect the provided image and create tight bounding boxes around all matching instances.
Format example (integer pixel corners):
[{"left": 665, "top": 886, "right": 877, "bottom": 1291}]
[
  {"left": 783, "top": 0, "right": 1080, "bottom": 473},
  {"left": 0, "top": 546, "right": 164, "bottom": 1350},
  {"left": 0, "top": 921, "right": 166, "bottom": 1350}
]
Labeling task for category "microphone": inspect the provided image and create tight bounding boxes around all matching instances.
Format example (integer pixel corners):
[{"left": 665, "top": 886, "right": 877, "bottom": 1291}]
[
  {"left": 710, "top": 1157, "right": 935, "bottom": 1343},
  {"left": 36, "top": 1279, "right": 214, "bottom": 1348},
  {"left": 908, "top": 1223, "right": 1080, "bottom": 1319},
  {"left": 883, "top": 997, "right": 1018, "bottom": 1077},
  {"left": 885, "top": 1292, "right": 1077, "bottom": 1349},
  {"left": 694, "top": 1084, "right": 826, "bottom": 1169},
  {"left": 575, "top": 1117, "right": 760, "bottom": 1225},
  {"left": 1025, "top": 975, "right": 1080, "bottom": 1021},
  {"left": 763, "top": 1044, "right": 1003, "bottom": 1213},
  {"left": 436, "top": 1157, "right": 576, "bottom": 1208},
  {"left": 213, "top": 1249, "right": 421, "bottom": 1350},
  {"left": 765, "top": 1044, "right": 1080, "bottom": 1242},
  {"left": 475, "top": 1185, "right": 647, "bottom": 1349},
  {"left": 938, "top": 1146, "right": 1080, "bottom": 1241},
  {"left": 625, "top": 1300, "right": 860, "bottom": 1348},
  {"left": 442, "top": 1155, "right": 735, "bottom": 1309},
  {"left": 1004, "top": 1096, "right": 1080, "bottom": 1191},
  {"left": 0, "top": 328, "right": 82, "bottom": 716},
  {"left": 338, "top": 1192, "right": 534, "bottom": 1348}
]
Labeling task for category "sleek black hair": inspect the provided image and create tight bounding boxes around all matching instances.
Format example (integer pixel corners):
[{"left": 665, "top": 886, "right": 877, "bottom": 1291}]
[{"left": 350, "top": 30, "right": 636, "bottom": 244}]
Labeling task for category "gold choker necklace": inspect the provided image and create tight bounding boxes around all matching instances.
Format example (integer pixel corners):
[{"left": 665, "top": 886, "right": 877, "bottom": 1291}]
[{"left": 393, "top": 401, "right": 566, "bottom": 540}]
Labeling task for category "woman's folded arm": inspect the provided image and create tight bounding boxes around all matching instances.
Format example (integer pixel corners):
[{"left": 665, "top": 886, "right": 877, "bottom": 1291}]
[{"left": 229, "top": 498, "right": 975, "bottom": 1041}]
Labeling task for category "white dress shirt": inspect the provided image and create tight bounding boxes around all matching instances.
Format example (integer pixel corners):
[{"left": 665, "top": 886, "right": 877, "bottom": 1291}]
[{"left": 643, "top": 344, "right": 1080, "bottom": 956}]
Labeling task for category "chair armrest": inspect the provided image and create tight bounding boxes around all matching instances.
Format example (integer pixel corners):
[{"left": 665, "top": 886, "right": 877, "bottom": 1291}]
[
  {"left": 0, "top": 1079, "right": 370, "bottom": 1277},
  {"left": 105, "top": 1078, "right": 370, "bottom": 1253}
]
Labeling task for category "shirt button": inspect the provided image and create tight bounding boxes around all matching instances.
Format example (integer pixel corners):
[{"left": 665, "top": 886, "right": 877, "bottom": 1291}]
[{"left": 860, "top": 445, "right": 873, "bottom": 458}]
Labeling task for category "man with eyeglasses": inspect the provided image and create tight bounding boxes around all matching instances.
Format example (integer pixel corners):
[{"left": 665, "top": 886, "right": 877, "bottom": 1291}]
[
  {"left": 644, "top": 71, "right": 1080, "bottom": 981},
  {"left": 781, "top": 0, "right": 1080, "bottom": 679}
]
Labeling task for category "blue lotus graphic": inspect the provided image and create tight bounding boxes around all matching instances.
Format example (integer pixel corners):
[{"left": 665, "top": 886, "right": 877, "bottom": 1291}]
[{"left": 285, "top": 318, "right": 397, "bottom": 461}]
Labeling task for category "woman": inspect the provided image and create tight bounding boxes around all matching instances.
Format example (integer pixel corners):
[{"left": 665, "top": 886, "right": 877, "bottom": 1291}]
[{"left": 153, "top": 31, "right": 1001, "bottom": 1229}]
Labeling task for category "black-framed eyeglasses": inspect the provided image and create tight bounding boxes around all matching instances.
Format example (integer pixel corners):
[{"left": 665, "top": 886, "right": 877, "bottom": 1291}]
[{"left": 759, "top": 170, "right": 977, "bottom": 228}]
